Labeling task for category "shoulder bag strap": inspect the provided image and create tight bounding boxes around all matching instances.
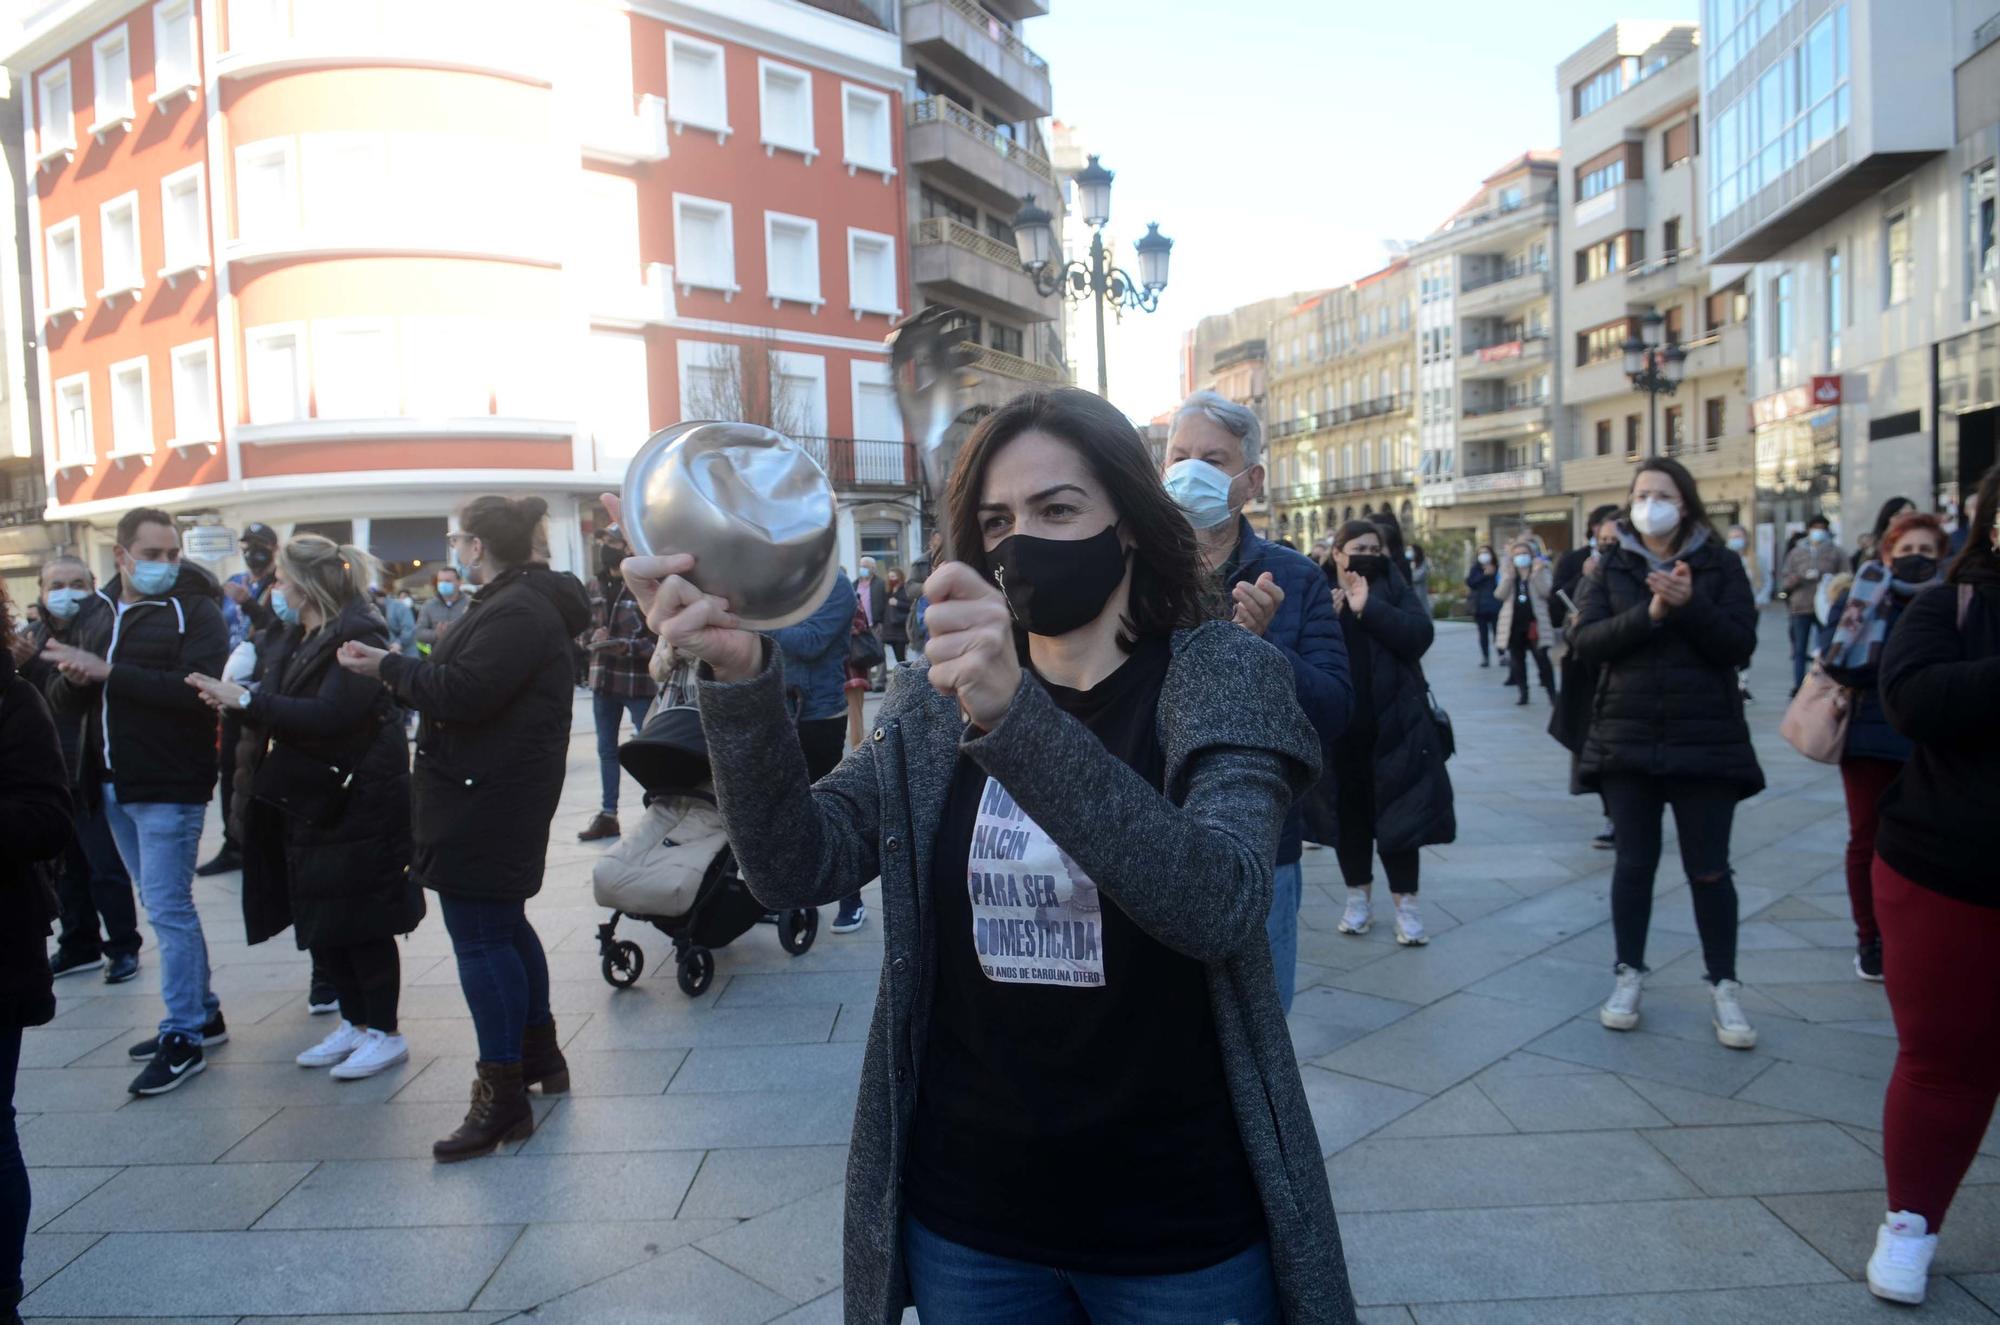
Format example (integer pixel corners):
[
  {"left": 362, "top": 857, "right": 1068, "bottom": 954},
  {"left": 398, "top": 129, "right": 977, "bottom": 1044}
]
[{"left": 1959, "top": 582, "right": 1974, "bottom": 630}]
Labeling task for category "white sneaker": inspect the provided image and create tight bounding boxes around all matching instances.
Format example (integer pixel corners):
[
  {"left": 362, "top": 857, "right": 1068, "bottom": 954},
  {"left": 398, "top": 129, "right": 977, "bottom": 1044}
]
[
  {"left": 1337, "top": 888, "right": 1372, "bottom": 935},
  {"left": 1393, "top": 895, "right": 1428, "bottom": 946},
  {"left": 330, "top": 1029, "right": 409, "bottom": 1080},
  {"left": 296, "top": 1021, "right": 364, "bottom": 1068},
  {"left": 1600, "top": 964, "right": 1644, "bottom": 1031},
  {"left": 1711, "top": 979, "right": 1758, "bottom": 1049},
  {"left": 1867, "top": 1211, "right": 1937, "bottom": 1305}
]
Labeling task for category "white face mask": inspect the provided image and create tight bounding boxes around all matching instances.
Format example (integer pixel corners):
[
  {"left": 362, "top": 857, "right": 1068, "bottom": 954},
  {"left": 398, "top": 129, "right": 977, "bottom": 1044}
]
[
  {"left": 1476, "top": 552, "right": 1493, "bottom": 566},
  {"left": 1512, "top": 553, "right": 1533, "bottom": 569},
  {"left": 1162, "top": 458, "right": 1242, "bottom": 530},
  {"left": 1630, "top": 497, "right": 1682, "bottom": 538}
]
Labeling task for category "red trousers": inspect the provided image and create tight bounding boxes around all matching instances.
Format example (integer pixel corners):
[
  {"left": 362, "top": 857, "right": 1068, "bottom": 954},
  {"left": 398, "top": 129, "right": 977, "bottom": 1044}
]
[
  {"left": 1839, "top": 757, "right": 1900, "bottom": 946},
  {"left": 1876, "top": 857, "right": 2000, "bottom": 1229}
]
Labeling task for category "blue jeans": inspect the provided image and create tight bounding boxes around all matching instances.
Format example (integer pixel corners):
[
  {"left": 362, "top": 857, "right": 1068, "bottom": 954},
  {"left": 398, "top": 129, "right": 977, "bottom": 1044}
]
[
  {"left": 593, "top": 692, "right": 651, "bottom": 815},
  {"left": 1265, "top": 860, "right": 1302, "bottom": 1015},
  {"left": 2, "top": 1025, "right": 24, "bottom": 1314},
  {"left": 101, "top": 788, "right": 216, "bottom": 1040},
  {"left": 438, "top": 895, "right": 551, "bottom": 1064},
  {"left": 1788, "top": 612, "right": 1817, "bottom": 688},
  {"left": 902, "top": 1214, "right": 1279, "bottom": 1325}
]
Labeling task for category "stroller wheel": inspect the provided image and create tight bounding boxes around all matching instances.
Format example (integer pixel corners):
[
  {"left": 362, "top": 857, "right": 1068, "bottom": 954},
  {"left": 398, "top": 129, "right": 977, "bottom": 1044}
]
[
  {"left": 778, "top": 907, "right": 818, "bottom": 956},
  {"left": 602, "top": 940, "right": 645, "bottom": 989},
  {"left": 677, "top": 946, "right": 716, "bottom": 997}
]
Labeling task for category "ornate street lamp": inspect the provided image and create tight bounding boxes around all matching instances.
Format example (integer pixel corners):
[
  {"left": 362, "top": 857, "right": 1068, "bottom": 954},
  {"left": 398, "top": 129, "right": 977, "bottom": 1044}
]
[
  {"left": 1622, "top": 308, "right": 1687, "bottom": 457},
  {"left": 1010, "top": 153, "right": 1173, "bottom": 399}
]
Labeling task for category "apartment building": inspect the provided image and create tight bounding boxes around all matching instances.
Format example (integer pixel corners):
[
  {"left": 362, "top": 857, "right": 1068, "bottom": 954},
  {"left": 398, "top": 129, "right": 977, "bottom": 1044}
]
[
  {"left": 1, "top": 62, "right": 47, "bottom": 608},
  {"left": 1704, "top": 0, "right": 1999, "bottom": 565},
  {"left": 1556, "top": 22, "right": 1754, "bottom": 540},
  {"left": 9, "top": 0, "right": 916, "bottom": 583},
  {"left": 1263, "top": 262, "right": 1418, "bottom": 547},
  {"left": 1180, "top": 289, "right": 1308, "bottom": 540},
  {"left": 903, "top": 0, "right": 1067, "bottom": 421},
  {"left": 1411, "top": 152, "right": 1568, "bottom": 552}
]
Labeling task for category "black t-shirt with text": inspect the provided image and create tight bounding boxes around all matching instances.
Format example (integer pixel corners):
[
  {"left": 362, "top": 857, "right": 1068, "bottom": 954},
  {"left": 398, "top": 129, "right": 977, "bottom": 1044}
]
[{"left": 902, "top": 635, "right": 1266, "bottom": 1274}]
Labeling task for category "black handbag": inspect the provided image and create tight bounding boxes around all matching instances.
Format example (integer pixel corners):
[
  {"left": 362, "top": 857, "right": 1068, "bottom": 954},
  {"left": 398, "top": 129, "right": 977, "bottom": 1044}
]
[
  {"left": 847, "top": 627, "right": 884, "bottom": 670},
  {"left": 252, "top": 740, "right": 361, "bottom": 829},
  {"left": 1425, "top": 687, "right": 1456, "bottom": 761}
]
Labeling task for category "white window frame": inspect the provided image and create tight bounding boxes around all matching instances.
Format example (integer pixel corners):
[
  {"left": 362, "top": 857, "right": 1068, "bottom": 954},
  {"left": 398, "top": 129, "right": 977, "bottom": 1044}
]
[
  {"left": 168, "top": 339, "right": 219, "bottom": 447},
  {"left": 234, "top": 137, "right": 299, "bottom": 242},
  {"left": 671, "top": 193, "right": 738, "bottom": 297},
  {"left": 757, "top": 58, "right": 816, "bottom": 162},
  {"left": 309, "top": 316, "right": 398, "bottom": 420},
  {"left": 37, "top": 62, "right": 75, "bottom": 164},
  {"left": 846, "top": 226, "right": 899, "bottom": 319},
  {"left": 245, "top": 322, "right": 309, "bottom": 424},
  {"left": 53, "top": 372, "right": 95, "bottom": 470},
  {"left": 98, "top": 191, "right": 144, "bottom": 301},
  {"left": 152, "top": 0, "right": 200, "bottom": 105},
  {"left": 159, "top": 164, "right": 209, "bottom": 282},
  {"left": 43, "top": 217, "right": 85, "bottom": 317},
  {"left": 763, "top": 210, "right": 822, "bottom": 310},
  {"left": 841, "top": 83, "right": 894, "bottom": 179},
  {"left": 676, "top": 338, "right": 739, "bottom": 420},
  {"left": 107, "top": 355, "right": 155, "bottom": 461},
  {"left": 666, "top": 32, "right": 731, "bottom": 143},
  {"left": 90, "top": 26, "right": 135, "bottom": 139},
  {"left": 850, "top": 357, "right": 900, "bottom": 442},
  {"left": 769, "top": 349, "right": 828, "bottom": 435}
]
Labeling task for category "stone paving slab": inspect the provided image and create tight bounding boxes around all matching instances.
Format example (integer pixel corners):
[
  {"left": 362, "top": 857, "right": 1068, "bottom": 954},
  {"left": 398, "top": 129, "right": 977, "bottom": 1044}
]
[
  {"left": 488, "top": 1243, "right": 794, "bottom": 1324},
  {"left": 1407, "top": 1279, "right": 2000, "bottom": 1322},
  {"left": 253, "top": 1151, "right": 704, "bottom": 1228},
  {"left": 1761, "top": 1185, "right": 2000, "bottom": 1277},
  {"left": 1327, "top": 1130, "right": 1701, "bottom": 1211},
  {"left": 471, "top": 1218, "right": 739, "bottom": 1312},
  {"left": 44, "top": 1161, "right": 312, "bottom": 1233}
]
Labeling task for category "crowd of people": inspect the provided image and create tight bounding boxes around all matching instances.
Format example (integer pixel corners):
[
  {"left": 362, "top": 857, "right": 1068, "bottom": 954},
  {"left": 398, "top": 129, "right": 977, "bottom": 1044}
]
[{"left": 1, "top": 384, "right": 1994, "bottom": 1322}]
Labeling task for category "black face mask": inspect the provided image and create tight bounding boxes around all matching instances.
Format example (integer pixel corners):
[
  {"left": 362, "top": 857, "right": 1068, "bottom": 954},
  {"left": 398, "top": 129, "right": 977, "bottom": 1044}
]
[
  {"left": 243, "top": 546, "right": 273, "bottom": 573},
  {"left": 988, "top": 524, "right": 1127, "bottom": 638},
  {"left": 1344, "top": 554, "right": 1389, "bottom": 582},
  {"left": 1890, "top": 554, "right": 1939, "bottom": 587}
]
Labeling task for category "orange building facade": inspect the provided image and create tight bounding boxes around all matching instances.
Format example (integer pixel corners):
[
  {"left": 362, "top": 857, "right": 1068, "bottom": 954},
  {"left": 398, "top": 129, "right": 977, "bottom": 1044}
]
[{"left": 8, "top": 0, "right": 917, "bottom": 579}]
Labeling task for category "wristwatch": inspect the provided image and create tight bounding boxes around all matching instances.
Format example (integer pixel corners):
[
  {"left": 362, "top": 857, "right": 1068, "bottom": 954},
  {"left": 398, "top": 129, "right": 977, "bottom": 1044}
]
[{"left": 236, "top": 689, "right": 254, "bottom": 710}]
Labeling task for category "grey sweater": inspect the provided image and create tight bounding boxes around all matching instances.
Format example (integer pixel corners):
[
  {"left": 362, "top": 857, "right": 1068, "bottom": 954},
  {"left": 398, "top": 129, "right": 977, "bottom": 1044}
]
[{"left": 697, "top": 620, "right": 1357, "bottom": 1325}]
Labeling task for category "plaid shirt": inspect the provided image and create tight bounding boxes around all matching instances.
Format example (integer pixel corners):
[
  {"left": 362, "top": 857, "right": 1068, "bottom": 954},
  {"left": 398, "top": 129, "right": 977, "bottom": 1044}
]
[{"left": 581, "top": 576, "right": 659, "bottom": 700}]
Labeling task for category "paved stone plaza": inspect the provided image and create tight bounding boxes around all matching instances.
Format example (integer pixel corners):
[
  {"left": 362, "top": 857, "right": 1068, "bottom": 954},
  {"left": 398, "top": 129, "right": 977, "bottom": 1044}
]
[{"left": 18, "top": 610, "right": 2000, "bottom": 1323}]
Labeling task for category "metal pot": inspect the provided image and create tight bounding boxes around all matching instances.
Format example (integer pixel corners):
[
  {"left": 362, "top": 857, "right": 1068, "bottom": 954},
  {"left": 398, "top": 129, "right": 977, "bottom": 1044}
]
[{"left": 620, "top": 421, "right": 839, "bottom": 630}]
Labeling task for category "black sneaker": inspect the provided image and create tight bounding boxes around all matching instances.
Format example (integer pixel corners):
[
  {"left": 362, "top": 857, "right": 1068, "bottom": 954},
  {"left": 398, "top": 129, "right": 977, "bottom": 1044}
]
[
  {"left": 831, "top": 901, "right": 867, "bottom": 934},
  {"left": 129, "top": 1033, "right": 205, "bottom": 1096},
  {"left": 1592, "top": 831, "right": 1617, "bottom": 851},
  {"left": 50, "top": 949, "right": 105, "bottom": 979},
  {"left": 129, "top": 1010, "right": 227, "bottom": 1061},
  {"left": 308, "top": 982, "right": 339, "bottom": 1015},
  {"left": 195, "top": 845, "right": 243, "bottom": 877},
  {"left": 1856, "top": 939, "right": 1884, "bottom": 983},
  {"left": 104, "top": 952, "right": 141, "bottom": 985}
]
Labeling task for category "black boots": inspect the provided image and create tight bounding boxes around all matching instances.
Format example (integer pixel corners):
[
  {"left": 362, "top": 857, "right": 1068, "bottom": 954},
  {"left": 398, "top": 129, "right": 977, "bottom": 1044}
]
[
  {"left": 521, "top": 1019, "right": 570, "bottom": 1094},
  {"left": 432, "top": 1061, "right": 533, "bottom": 1163}
]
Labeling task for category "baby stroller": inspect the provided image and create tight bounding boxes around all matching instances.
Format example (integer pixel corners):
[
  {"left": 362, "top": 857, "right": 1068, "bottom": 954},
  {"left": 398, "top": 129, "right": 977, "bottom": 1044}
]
[{"left": 592, "top": 672, "right": 818, "bottom": 996}]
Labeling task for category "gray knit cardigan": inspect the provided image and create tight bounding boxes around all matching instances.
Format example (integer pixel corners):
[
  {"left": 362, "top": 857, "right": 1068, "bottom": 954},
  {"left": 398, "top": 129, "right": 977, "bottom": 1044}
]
[{"left": 696, "top": 620, "right": 1358, "bottom": 1325}]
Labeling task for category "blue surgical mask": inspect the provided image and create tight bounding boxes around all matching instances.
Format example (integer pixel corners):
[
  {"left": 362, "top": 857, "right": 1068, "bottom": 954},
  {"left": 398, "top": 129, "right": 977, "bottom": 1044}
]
[
  {"left": 1808, "top": 528, "right": 1829, "bottom": 544},
  {"left": 1726, "top": 535, "right": 1747, "bottom": 551},
  {"left": 1512, "top": 553, "right": 1533, "bottom": 569},
  {"left": 1162, "top": 458, "right": 1240, "bottom": 530},
  {"left": 858, "top": 567, "right": 872, "bottom": 580},
  {"left": 437, "top": 580, "right": 458, "bottom": 598},
  {"left": 43, "top": 587, "right": 86, "bottom": 620},
  {"left": 271, "top": 588, "right": 300, "bottom": 625},
  {"left": 129, "top": 559, "right": 178, "bottom": 597}
]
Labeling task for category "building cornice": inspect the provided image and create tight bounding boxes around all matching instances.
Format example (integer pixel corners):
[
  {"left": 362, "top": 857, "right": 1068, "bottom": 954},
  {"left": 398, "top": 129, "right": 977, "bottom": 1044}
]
[
  {"left": 624, "top": 0, "right": 912, "bottom": 92},
  {"left": 4, "top": 0, "right": 133, "bottom": 74}
]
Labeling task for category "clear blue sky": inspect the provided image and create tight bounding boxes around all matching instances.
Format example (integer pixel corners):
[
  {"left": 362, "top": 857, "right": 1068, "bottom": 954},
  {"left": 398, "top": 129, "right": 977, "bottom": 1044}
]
[{"left": 1023, "top": 0, "right": 1699, "bottom": 420}]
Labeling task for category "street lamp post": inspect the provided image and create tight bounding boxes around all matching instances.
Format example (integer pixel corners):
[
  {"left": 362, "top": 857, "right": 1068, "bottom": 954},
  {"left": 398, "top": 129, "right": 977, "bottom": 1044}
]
[
  {"left": 1009, "top": 154, "right": 1173, "bottom": 399},
  {"left": 1621, "top": 309, "right": 1688, "bottom": 458}
]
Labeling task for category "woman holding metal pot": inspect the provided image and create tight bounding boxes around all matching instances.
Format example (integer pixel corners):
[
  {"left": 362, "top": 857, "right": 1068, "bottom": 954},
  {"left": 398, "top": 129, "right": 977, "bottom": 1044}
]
[{"left": 616, "top": 388, "right": 1355, "bottom": 1325}]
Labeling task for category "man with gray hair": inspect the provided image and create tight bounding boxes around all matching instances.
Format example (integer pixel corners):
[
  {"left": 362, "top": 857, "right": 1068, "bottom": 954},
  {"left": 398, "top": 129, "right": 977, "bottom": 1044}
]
[{"left": 1164, "top": 390, "right": 1353, "bottom": 1011}]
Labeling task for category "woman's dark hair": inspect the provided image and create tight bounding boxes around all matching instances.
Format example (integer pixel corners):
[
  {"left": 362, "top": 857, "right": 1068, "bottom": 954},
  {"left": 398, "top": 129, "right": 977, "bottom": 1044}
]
[
  {"left": 1870, "top": 494, "right": 1916, "bottom": 542},
  {"left": 1948, "top": 463, "right": 2000, "bottom": 584},
  {"left": 1628, "top": 457, "right": 1710, "bottom": 552},
  {"left": 1586, "top": 503, "right": 1621, "bottom": 536},
  {"left": 1371, "top": 506, "right": 1408, "bottom": 565},
  {"left": 1333, "top": 519, "right": 1381, "bottom": 550},
  {"left": 944, "top": 389, "right": 1214, "bottom": 649},
  {"left": 460, "top": 495, "right": 549, "bottom": 568},
  {"left": 1409, "top": 542, "right": 1426, "bottom": 567}
]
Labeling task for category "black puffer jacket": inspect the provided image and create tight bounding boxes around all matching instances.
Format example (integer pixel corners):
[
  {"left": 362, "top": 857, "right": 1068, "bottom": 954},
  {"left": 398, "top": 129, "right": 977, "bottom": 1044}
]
[
  {"left": 379, "top": 565, "right": 591, "bottom": 902},
  {"left": 2, "top": 650, "right": 71, "bottom": 1028},
  {"left": 1571, "top": 531, "right": 1763, "bottom": 796},
  {"left": 239, "top": 596, "right": 422, "bottom": 948}
]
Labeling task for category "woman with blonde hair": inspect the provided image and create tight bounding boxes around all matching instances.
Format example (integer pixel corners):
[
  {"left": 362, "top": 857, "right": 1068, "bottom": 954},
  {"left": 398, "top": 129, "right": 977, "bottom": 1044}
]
[{"left": 189, "top": 535, "right": 422, "bottom": 1081}]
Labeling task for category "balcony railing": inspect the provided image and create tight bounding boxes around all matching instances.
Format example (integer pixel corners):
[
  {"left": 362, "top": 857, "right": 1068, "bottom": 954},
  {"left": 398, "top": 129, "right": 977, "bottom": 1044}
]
[
  {"left": 908, "top": 96, "right": 1055, "bottom": 185},
  {"left": 1461, "top": 265, "right": 1550, "bottom": 295},
  {"left": 912, "top": 215, "right": 1021, "bottom": 268},
  {"left": 940, "top": 0, "right": 1048, "bottom": 71},
  {"left": 798, "top": 437, "right": 918, "bottom": 488},
  {"left": 1624, "top": 245, "right": 1700, "bottom": 283},
  {"left": 961, "top": 341, "right": 1066, "bottom": 384}
]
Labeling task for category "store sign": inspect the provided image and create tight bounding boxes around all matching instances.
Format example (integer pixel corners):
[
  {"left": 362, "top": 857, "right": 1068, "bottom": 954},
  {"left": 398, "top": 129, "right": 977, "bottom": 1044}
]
[
  {"left": 1811, "top": 375, "right": 1842, "bottom": 406},
  {"left": 182, "top": 525, "right": 237, "bottom": 563},
  {"left": 1478, "top": 340, "right": 1524, "bottom": 363},
  {"left": 1750, "top": 375, "right": 1841, "bottom": 429}
]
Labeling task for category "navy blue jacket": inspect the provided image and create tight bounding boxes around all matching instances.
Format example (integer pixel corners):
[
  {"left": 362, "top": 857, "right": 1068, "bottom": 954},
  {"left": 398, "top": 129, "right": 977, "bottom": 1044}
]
[
  {"left": 1465, "top": 564, "right": 1501, "bottom": 619},
  {"left": 768, "top": 570, "right": 856, "bottom": 723},
  {"left": 1224, "top": 517, "right": 1353, "bottom": 864}
]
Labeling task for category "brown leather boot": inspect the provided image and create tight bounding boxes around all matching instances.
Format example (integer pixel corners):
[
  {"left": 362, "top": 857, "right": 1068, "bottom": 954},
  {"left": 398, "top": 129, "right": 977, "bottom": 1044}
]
[
  {"left": 431, "top": 1061, "right": 532, "bottom": 1163},
  {"left": 521, "top": 1019, "right": 570, "bottom": 1094}
]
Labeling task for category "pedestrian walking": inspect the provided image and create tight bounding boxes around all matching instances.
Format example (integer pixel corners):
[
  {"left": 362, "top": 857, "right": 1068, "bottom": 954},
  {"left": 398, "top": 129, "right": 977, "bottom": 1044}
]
[
  {"left": 769, "top": 569, "right": 869, "bottom": 936},
  {"left": 879, "top": 568, "right": 911, "bottom": 672},
  {"left": 1572, "top": 459, "right": 1763, "bottom": 1050},
  {"left": 1465, "top": 545, "right": 1500, "bottom": 666},
  {"left": 1, "top": 583, "right": 71, "bottom": 1325},
  {"left": 1319, "top": 519, "right": 1454, "bottom": 945},
  {"left": 856, "top": 556, "right": 887, "bottom": 690},
  {"left": 1780, "top": 514, "right": 1845, "bottom": 692},
  {"left": 1496, "top": 537, "right": 1557, "bottom": 706},
  {"left": 1861, "top": 464, "right": 2000, "bottom": 1306},
  {"left": 1816, "top": 510, "right": 1946, "bottom": 983},
  {"left": 337, "top": 495, "right": 589, "bottom": 1161},
  {"left": 576, "top": 525, "right": 659, "bottom": 843},
  {"left": 16, "top": 558, "right": 140, "bottom": 985},
  {"left": 188, "top": 536, "right": 423, "bottom": 1081},
  {"left": 202, "top": 522, "right": 282, "bottom": 878},
  {"left": 621, "top": 388, "right": 1356, "bottom": 1325},
  {"left": 42, "top": 509, "right": 230, "bottom": 1096},
  {"left": 1165, "top": 389, "right": 1352, "bottom": 1012},
  {"left": 1724, "top": 524, "right": 1764, "bottom": 604}
]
